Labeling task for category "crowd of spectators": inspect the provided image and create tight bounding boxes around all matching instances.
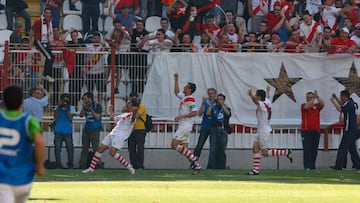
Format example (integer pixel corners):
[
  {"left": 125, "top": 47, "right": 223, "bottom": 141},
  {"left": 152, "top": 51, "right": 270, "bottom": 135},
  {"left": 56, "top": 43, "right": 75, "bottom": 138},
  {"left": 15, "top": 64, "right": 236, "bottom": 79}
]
[{"left": 2, "top": 0, "right": 360, "bottom": 107}]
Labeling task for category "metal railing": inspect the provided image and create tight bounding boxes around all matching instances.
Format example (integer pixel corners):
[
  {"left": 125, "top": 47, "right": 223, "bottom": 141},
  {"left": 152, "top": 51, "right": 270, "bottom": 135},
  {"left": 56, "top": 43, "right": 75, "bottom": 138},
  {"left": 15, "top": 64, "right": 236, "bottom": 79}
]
[{"left": 41, "top": 117, "right": 345, "bottom": 150}]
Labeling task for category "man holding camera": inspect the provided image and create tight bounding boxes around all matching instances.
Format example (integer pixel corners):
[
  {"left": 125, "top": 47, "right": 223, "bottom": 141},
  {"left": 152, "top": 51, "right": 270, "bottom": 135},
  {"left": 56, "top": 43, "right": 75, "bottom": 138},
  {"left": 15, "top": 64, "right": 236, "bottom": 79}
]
[
  {"left": 53, "top": 93, "right": 76, "bottom": 169},
  {"left": 78, "top": 92, "right": 103, "bottom": 169},
  {"left": 206, "top": 93, "right": 231, "bottom": 169}
]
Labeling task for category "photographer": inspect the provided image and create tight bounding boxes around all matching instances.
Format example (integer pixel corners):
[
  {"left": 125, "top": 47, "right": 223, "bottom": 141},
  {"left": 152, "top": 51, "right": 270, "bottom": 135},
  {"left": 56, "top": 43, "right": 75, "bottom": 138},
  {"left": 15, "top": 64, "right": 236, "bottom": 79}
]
[
  {"left": 206, "top": 93, "right": 231, "bottom": 169},
  {"left": 78, "top": 92, "right": 103, "bottom": 169},
  {"left": 53, "top": 93, "right": 76, "bottom": 169}
]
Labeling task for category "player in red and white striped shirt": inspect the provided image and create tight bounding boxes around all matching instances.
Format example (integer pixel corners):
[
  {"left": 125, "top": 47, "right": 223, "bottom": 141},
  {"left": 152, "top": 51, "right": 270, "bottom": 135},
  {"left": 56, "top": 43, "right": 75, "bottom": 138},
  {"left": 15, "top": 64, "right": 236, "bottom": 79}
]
[
  {"left": 172, "top": 73, "right": 203, "bottom": 175},
  {"left": 82, "top": 98, "right": 139, "bottom": 175},
  {"left": 247, "top": 88, "right": 293, "bottom": 175}
]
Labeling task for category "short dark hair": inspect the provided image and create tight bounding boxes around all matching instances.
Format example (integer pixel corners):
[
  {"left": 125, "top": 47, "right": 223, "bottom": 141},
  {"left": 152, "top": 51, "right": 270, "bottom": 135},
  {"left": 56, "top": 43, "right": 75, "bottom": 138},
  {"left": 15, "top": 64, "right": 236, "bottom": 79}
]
[
  {"left": 60, "top": 93, "right": 70, "bottom": 101},
  {"left": 217, "top": 93, "right": 226, "bottom": 100},
  {"left": 188, "top": 82, "right": 196, "bottom": 94},
  {"left": 129, "top": 98, "right": 139, "bottom": 107},
  {"left": 256, "top": 89, "right": 266, "bottom": 101},
  {"left": 29, "top": 88, "right": 38, "bottom": 96},
  {"left": 43, "top": 7, "right": 52, "bottom": 13},
  {"left": 208, "top": 88, "right": 217, "bottom": 94},
  {"left": 113, "top": 19, "right": 122, "bottom": 25},
  {"left": 93, "top": 32, "right": 101, "bottom": 38},
  {"left": 157, "top": 28, "right": 166, "bottom": 35},
  {"left": 3, "top": 85, "right": 23, "bottom": 110},
  {"left": 303, "top": 10, "right": 311, "bottom": 16},
  {"left": 129, "top": 92, "right": 139, "bottom": 98},
  {"left": 340, "top": 90, "right": 350, "bottom": 98},
  {"left": 83, "top": 92, "right": 94, "bottom": 100},
  {"left": 160, "top": 17, "right": 169, "bottom": 23}
]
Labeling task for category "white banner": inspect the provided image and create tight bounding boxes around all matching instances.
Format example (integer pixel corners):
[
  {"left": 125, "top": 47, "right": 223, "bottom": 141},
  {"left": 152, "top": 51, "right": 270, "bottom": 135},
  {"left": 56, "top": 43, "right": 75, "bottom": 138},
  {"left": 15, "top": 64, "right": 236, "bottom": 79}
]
[{"left": 142, "top": 52, "right": 360, "bottom": 127}]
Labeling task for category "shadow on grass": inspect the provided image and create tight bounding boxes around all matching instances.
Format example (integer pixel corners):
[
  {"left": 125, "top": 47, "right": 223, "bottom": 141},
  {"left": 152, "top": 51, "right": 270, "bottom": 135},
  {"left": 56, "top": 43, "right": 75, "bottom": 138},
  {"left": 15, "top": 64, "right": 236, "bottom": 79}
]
[
  {"left": 28, "top": 198, "right": 64, "bottom": 201},
  {"left": 34, "top": 169, "right": 360, "bottom": 185}
]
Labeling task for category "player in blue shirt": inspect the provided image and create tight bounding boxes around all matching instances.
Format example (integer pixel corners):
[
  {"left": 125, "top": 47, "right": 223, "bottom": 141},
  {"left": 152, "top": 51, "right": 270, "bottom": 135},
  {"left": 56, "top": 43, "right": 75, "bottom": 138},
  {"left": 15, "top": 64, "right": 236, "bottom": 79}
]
[{"left": 0, "top": 85, "right": 45, "bottom": 203}]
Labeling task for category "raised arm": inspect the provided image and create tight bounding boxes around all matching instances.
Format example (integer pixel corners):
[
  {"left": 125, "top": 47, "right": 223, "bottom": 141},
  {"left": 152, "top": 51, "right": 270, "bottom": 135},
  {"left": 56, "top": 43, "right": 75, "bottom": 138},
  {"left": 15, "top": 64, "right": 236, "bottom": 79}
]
[
  {"left": 174, "top": 73, "right": 179, "bottom": 96},
  {"left": 248, "top": 88, "right": 259, "bottom": 105},
  {"left": 330, "top": 93, "right": 341, "bottom": 112},
  {"left": 314, "top": 90, "right": 325, "bottom": 109}
]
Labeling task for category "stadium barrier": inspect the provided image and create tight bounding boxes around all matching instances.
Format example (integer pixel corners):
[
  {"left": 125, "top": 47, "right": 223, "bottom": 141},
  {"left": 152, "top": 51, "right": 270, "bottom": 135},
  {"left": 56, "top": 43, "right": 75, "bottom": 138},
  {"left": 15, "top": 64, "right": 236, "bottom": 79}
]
[{"left": 41, "top": 117, "right": 346, "bottom": 150}]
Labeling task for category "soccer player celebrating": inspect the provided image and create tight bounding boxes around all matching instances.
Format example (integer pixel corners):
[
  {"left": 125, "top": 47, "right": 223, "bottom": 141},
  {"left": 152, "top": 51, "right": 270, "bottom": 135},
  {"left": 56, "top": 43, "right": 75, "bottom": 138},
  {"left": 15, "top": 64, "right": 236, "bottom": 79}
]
[
  {"left": 247, "top": 88, "right": 293, "bottom": 175},
  {"left": 0, "top": 85, "right": 45, "bottom": 202},
  {"left": 172, "top": 73, "right": 203, "bottom": 175},
  {"left": 82, "top": 98, "right": 139, "bottom": 175}
]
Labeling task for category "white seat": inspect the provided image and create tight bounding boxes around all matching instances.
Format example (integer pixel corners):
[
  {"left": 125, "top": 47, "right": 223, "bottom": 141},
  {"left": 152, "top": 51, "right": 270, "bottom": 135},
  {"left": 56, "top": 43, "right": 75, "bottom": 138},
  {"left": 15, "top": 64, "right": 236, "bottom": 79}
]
[
  {"left": 63, "top": 0, "right": 82, "bottom": 15},
  {"left": 145, "top": 16, "right": 161, "bottom": 33},
  {"left": 63, "top": 14, "right": 83, "bottom": 31},
  {"left": 236, "top": 16, "right": 247, "bottom": 32},
  {"left": 0, "top": 51, "right": 3, "bottom": 63},
  {"left": 0, "top": 29, "right": 12, "bottom": 45},
  {"left": 65, "top": 31, "right": 83, "bottom": 41},
  {"left": 98, "top": 17, "right": 104, "bottom": 32},
  {"left": 103, "top": 16, "right": 114, "bottom": 32},
  {"left": 0, "top": 13, "right": 7, "bottom": 30},
  {"left": 102, "top": 0, "right": 114, "bottom": 16},
  {"left": 247, "top": 16, "right": 252, "bottom": 33},
  {"left": 289, "top": 17, "right": 298, "bottom": 27},
  {"left": 237, "top": 1, "right": 244, "bottom": 17}
]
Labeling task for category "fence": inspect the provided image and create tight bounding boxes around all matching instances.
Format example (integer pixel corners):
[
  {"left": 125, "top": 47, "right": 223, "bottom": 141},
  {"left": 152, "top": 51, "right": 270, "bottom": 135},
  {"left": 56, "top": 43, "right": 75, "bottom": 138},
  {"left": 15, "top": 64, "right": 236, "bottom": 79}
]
[{"left": 41, "top": 117, "right": 346, "bottom": 150}]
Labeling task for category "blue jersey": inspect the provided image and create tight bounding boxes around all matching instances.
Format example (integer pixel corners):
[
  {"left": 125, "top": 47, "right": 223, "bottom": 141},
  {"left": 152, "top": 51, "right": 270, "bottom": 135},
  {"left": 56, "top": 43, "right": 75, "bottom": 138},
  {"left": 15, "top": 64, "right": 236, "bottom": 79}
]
[
  {"left": 84, "top": 102, "right": 102, "bottom": 131},
  {"left": 0, "top": 111, "right": 40, "bottom": 185},
  {"left": 54, "top": 106, "right": 76, "bottom": 135},
  {"left": 200, "top": 100, "right": 213, "bottom": 130}
]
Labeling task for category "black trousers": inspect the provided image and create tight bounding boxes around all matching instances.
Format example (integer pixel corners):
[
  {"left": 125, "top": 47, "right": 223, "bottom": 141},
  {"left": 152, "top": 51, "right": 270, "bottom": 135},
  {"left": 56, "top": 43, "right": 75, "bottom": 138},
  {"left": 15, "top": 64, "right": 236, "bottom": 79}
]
[
  {"left": 335, "top": 131, "right": 360, "bottom": 169},
  {"left": 193, "top": 128, "right": 211, "bottom": 158},
  {"left": 301, "top": 130, "right": 320, "bottom": 169},
  {"left": 127, "top": 129, "right": 146, "bottom": 169},
  {"left": 34, "top": 40, "right": 53, "bottom": 77}
]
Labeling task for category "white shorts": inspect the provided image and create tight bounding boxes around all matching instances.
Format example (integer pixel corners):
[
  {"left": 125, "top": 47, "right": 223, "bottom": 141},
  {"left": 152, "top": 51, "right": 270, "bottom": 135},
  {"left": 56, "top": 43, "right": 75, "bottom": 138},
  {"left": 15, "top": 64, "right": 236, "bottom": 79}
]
[
  {"left": 101, "top": 133, "right": 128, "bottom": 150},
  {"left": 0, "top": 183, "right": 32, "bottom": 203},
  {"left": 254, "top": 130, "right": 271, "bottom": 149},
  {"left": 173, "top": 127, "right": 191, "bottom": 143}
]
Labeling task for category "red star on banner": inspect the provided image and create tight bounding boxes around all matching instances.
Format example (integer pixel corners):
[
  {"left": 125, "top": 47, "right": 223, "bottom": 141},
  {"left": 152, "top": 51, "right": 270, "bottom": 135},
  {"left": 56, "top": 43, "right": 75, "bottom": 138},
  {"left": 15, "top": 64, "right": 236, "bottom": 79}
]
[{"left": 265, "top": 63, "right": 302, "bottom": 103}]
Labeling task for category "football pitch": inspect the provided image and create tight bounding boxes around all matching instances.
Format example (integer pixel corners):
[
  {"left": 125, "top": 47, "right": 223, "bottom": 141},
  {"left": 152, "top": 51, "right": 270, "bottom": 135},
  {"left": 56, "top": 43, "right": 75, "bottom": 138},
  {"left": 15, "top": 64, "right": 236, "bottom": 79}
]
[{"left": 29, "top": 169, "right": 360, "bottom": 203}]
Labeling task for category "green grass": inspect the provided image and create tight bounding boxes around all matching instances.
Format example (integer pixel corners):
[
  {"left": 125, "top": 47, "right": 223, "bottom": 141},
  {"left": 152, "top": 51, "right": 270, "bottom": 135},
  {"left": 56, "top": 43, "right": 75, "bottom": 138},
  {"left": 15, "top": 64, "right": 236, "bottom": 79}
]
[{"left": 29, "top": 169, "right": 360, "bottom": 203}]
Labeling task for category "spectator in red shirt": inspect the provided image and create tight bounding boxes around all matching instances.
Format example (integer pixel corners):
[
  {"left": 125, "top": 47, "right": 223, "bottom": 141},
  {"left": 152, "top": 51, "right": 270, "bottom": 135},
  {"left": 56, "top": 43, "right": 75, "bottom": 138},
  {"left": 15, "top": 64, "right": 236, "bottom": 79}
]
[
  {"left": 301, "top": 90, "right": 325, "bottom": 170},
  {"left": 202, "top": 15, "right": 221, "bottom": 37},
  {"left": 325, "top": 27, "right": 358, "bottom": 53},
  {"left": 259, "top": 1, "right": 292, "bottom": 41},
  {"left": 285, "top": 29, "right": 305, "bottom": 53},
  {"left": 31, "top": 8, "right": 55, "bottom": 83}
]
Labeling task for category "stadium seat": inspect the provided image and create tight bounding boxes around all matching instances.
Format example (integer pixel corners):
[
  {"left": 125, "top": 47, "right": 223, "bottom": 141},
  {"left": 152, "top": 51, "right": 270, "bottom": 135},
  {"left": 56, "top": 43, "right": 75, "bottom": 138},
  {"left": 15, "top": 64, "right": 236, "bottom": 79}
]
[
  {"left": 103, "top": 16, "right": 114, "bottom": 32},
  {"left": 236, "top": 16, "right": 247, "bottom": 32},
  {"left": 237, "top": 1, "right": 244, "bottom": 17},
  {"left": 0, "top": 0, "right": 5, "bottom": 14},
  {"left": 63, "top": 0, "right": 82, "bottom": 15},
  {"left": 247, "top": 16, "right": 252, "bottom": 33},
  {"left": 98, "top": 17, "right": 104, "bottom": 32},
  {"left": 145, "top": 16, "right": 161, "bottom": 33},
  {"left": 0, "top": 13, "right": 7, "bottom": 30},
  {"left": 0, "top": 50, "right": 4, "bottom": 63},
  {"left": 0, "top": 29, "right": 12, "bottom": 45},
  {"left": 102, "top": 0, "right": 114, "bottom": 16},
  {"left": 289, "top": 17, "right": 298, "bottom": 27},
  {"left": 63, "top": 14, "right": 83, "bottom": 31}
]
